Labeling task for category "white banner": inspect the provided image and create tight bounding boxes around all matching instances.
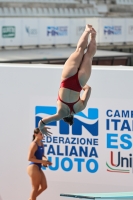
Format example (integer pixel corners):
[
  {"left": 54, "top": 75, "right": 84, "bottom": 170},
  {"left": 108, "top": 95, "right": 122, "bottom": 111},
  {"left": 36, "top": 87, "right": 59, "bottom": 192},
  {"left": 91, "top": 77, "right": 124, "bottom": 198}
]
[
  {"left": 0, "top": 18, "right": 133, "bottom": 47},
  {"left": 0, "top": 18, "right": 4, "bottom": 47},
  {"left": 0, "top": 64, "right": 133, "bottom": 200},
  {"left": 99, "top": 18, "right": 113, "bottom": 44},
  {"left": 69, "top": 18, "right": 86, "bottom": 45},
  {"left": 1, "top": 18, "right": 22, "bottom": 46},
  {"left": 54, "top": 18, "right": 70, "bottom": 44},
  {"left": 112, "top": 18, "right": 126, "bottom": 43},
  {"left": 125, "top": 18, "right": 133, "bottom": 43},
  {"left": 39, "top": 18, "right": 56, "bottom": 45},
  {"left": 22, "top": 18, "right": 39, "bottom": 46},
  {"left": 32, "top": 97, "right": 133, "bottom": 183}
]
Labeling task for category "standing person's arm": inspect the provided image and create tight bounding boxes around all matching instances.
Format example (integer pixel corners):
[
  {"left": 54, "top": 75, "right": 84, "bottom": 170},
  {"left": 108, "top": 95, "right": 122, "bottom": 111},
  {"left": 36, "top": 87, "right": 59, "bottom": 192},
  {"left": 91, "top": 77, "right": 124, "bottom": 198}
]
[{"left": 41, "top": 142, "right": 52, "bottom": 167}]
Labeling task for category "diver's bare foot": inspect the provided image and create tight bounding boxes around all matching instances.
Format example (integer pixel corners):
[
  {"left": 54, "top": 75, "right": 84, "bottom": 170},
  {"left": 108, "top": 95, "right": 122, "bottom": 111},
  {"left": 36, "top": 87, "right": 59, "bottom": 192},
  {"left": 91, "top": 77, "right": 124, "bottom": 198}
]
[
  {"left": 85, "top": 24, "right": 93, "bottom": 33},
  {"left": 90, "top": 28, "right": 96, "bottom": 40}
]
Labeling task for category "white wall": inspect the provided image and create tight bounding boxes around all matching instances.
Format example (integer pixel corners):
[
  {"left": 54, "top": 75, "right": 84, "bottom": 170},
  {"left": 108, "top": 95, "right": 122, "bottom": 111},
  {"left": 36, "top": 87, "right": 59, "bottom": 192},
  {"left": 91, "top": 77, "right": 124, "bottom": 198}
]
[
  {"left": 0, "top": 18, "right": 133, "bottom": 47},
  {"left": 0, "top": 64, "right": 133, "bottom": 200}
]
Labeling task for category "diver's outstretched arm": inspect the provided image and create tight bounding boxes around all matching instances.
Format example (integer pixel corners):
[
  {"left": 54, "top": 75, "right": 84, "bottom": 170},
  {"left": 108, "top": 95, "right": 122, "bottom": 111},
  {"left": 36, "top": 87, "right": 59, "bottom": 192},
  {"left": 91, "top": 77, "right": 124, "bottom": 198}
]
[{"left": 38, "top": 112, "right": 63, "bottom": 136}]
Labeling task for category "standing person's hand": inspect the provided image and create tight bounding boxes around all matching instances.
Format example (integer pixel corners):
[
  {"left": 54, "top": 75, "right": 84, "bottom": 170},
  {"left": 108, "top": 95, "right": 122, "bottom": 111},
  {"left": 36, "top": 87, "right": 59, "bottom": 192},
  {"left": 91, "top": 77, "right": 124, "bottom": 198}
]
[{"left": 42, "top": 159, "right": 52, "bottom": 167}]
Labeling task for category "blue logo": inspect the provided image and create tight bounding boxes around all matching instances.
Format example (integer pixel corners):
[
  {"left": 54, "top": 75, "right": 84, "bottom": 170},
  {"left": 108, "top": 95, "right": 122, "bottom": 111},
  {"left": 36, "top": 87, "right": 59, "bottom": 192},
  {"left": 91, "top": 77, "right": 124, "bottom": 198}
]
[
  {"left": 35, "top": 106, "right": 98, "bottom": 136},
  {"left": 104, "top": 26, "right": 122, "bottom": 35},
  {"left": 47, "top": 26, "right": 67, "bottom": 36}
]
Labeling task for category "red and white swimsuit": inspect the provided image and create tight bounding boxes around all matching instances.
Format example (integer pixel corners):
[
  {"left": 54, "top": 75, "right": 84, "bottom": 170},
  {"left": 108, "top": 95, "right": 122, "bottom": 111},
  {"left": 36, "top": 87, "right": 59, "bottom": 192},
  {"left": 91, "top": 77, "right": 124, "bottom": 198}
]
[{"left": 57, "top": 71, "right": 82, "bottom": 113}]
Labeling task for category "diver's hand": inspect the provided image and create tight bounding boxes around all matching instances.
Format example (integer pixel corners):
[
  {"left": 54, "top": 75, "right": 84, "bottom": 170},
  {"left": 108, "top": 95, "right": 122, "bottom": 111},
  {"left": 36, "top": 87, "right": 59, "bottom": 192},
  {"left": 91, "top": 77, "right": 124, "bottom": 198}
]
[
  {"left": 38, "top": 120, "right": 52, "bottom": 136},
  {"left": 82, "top": 85, "right": 90, "bottom": 91},
  {"left": 41, "top": 126, "right": 52, "bottom": 136}
]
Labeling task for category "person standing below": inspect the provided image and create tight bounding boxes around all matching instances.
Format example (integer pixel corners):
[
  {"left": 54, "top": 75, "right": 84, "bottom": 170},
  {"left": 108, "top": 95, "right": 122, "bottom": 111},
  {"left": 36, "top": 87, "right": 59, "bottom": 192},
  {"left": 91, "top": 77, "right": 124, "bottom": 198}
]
[{"left": 27, "top": 128, "right": 52, "bottom": 200}]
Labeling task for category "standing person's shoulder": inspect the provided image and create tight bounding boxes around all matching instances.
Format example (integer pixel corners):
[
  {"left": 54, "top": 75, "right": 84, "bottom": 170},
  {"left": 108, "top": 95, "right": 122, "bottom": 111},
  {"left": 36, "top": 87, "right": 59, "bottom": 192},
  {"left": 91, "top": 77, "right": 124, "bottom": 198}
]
[{"left": 29, "top": 141, "right": 38, "bottom": 149}]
